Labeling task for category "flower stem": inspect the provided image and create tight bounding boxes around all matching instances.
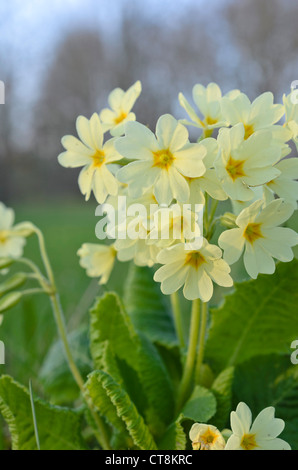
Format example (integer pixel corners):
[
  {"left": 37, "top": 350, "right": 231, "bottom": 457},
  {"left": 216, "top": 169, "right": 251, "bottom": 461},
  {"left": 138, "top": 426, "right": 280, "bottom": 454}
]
[
  {"left": 195, "top": 301, "right": 209, "bottom": 384},
  {"left": 170, "top": 292, "right": 185, "bottom": 349},
  {"left": 34, "top": 228, "right": 111, "bottom": 450},
  {"left": 176, "top": 298, "right": 201, "bottom": 412}
]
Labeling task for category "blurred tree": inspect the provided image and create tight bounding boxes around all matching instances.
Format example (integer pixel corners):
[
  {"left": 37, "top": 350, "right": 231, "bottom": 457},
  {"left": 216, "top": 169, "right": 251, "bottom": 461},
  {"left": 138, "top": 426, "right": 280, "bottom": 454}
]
[{"left": 225, "top": 0, "right": 298, "bottom": 99}]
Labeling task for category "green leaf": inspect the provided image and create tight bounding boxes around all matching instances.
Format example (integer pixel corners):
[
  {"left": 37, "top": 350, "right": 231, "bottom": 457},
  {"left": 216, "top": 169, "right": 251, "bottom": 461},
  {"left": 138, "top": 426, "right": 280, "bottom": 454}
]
[
  {"left": 233, "top": 355, "right": 298, "bottom": 450},
  {"left": 211, "top": 367, "right": 234, "bottom": 430},
  {"left": 87, "top": 370, "right": 157, "bottom": 450},
  {"left": 90, "top": 292, "right": 175, "bottom": 428},
  {"left": 206, "top": 260, "right": 298, "bottom": 372},
  {"left": 157, "top": 414, "right": 186, "bottom": 450},
  {"left": 181, "top": 385, "right": 217, "bottom": 423},
  {"left": 39, "top": 326, "right": 93, "bottom": 404},
  {"left": 0, "top": 375, "right": 87, "bottom": 450},
  {"left": 123, "top": 263, "right": 177, "bottom": 348}
]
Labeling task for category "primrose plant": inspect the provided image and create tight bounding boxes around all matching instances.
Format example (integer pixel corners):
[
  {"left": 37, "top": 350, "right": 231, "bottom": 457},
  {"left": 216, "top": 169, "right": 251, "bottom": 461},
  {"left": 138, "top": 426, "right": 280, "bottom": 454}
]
[{"left": 0, "top": 80, "right": 298, "bottom": 450}]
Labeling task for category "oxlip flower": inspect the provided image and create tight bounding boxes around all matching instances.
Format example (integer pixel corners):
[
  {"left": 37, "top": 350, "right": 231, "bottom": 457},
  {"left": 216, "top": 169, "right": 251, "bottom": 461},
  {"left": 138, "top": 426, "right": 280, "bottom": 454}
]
[
  {"left": 0, "top": 203, "right": 27, "bottom": 259},
  {"left": 225, "top": 402, "right": 291, "bottom": 450},
  {"left": 116, "top": 114, "right": 206, "bottom": 205},
  {"left": 154, "top": 239, "right": 233, "bottom": 302},
  {"left": 218, "top": 198, "right": 298, "bottom": 279},
  {"left": 100, "top": 81, "right": 142, "bottom": 136},
  {"left": 214, "top": 123, "right": 282, "bottom": 201},
  {"left": 221, "top": 91, "right": 284, "bottom": 140},
  {"left": 189, "top": 423, "right": 226, "bottom": 450},
  {"left": 77, "top": 243, "right": 116, "bottom": 285},
  {"left": 58, "top": 113, "right": 122, "bottom": 204}
]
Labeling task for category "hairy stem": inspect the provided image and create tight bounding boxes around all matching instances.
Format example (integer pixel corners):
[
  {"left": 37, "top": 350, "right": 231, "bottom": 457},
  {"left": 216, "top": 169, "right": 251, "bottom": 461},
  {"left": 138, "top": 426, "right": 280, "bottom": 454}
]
[
  {"left": 170, "top": 292, "right": 185, "bottom": 349},
  {"left": 195, "top": 302, "right": 209, "bottom": 384}
]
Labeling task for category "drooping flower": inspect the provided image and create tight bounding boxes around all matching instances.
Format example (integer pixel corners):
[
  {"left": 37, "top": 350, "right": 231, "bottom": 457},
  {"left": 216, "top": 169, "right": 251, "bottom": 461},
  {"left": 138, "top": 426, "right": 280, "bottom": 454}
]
[
  {"left": 263, "top": 157, "right": 298, "bottom": 209},
  {"left": 189, "top": 423, "right": 226, "bottom": 450},
  {"left": 283, "top": 91, "right": 298, "bottom": 148},
  {"left": 77, "top": 243, "right": 116, "bottom": 285},
  {"left": 154, "top": 239, "right": 233, "bottom": 302},
  {"left": 214, "top": 123, "right": 282, "bottom": 201},
  {"left": 58, "top": 113, "right": 122, "bottom": 204},
  {"left": 99, "top": 81, "right": 142, "bottom": 136},
  {"left": 178, "top": 82, "right": 230, "bottom": 135},
  {"left": 218, "top": 199, "right": 298, "bottom": 279},
  {"left": 221, "top": 91, "right": 285, "bottom": 140},
  {"left": 0, "top": 203, "right": 27, "bottom": 259},
  {"left": 225, "top": 402, "right": 291, "bottom": 450},
  {"left": 116, "top": 114, "right": 206, "bottom": 205}
]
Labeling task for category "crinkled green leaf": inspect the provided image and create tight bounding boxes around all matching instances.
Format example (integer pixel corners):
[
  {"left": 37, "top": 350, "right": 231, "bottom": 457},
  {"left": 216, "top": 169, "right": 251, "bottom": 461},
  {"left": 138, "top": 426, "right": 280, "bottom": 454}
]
[
  {"left": 157, "top": 414, "right": 186, "bottom": 450},
  {"left": 87, "top": 370, "right": 157, "bottom": 450},
  {"left": 124, "top": 263, "right": 178, "bottom": 348},
  {"left": 0, "top": 375, "right": 87, "bottom": 450},
  {"left": 90, "top": 292, "right": 175, "bottom": 428},
  {"left": 206, "top": 260, "right": 298, "bottom": 372}
]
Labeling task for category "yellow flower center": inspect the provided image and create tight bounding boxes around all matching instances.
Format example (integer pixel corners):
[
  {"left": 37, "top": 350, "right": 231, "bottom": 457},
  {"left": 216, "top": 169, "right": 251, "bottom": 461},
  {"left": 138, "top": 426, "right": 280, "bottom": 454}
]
[
  {"left": 206, "top": 116, "right": 218, "bottom": 125},
  {"left": 226, "top": 156, "right": 246, "bottom": 181},
  {"left": 243, "top": 223, "right": 263, "bottom": 244},
  {"left": 185, "top": 251, "right": 206, "bottom": 269},
  {"left": 114, "top": 111, "right": 127, "bottom": 124},
  {"left": 92, "top": 149, "right": 106, "bottom": 168},
  {"left": 152, "top": 149, "right": 175, "bottom": 170},
  {"left": 0, "top": 230, "right": 8, "bottom": 244},
  {"left": 243, "top": 123, "right": 254, "bottom": 140},
  {"left": 193, "top": 428, "right": 220, "bottom": 450},
  {"left": 240, "top": 433, "right": 258, "bottom": 450}
]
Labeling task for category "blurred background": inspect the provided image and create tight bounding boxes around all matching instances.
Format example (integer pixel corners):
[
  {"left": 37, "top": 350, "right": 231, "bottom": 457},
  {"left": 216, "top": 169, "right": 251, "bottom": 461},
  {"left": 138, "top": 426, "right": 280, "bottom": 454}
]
[{"left": 0, "top": 0, "right": 298, "bottom": 414}]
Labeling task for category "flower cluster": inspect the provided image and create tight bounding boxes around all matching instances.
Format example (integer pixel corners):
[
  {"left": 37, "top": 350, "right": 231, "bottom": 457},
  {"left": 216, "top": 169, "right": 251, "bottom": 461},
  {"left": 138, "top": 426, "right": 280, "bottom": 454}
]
[
  {"left": 58, "top": 81, "right": 298, "bottom": 303},
  {"left": 189, "top": 402, "right": 291, "bottom": 450}
]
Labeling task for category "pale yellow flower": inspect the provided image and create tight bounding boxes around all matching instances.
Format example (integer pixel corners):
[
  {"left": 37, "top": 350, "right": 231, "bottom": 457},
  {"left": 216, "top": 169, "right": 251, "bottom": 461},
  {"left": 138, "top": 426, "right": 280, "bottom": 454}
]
[
  {"left": 0, "top": 203, "right": 26, "bottom": 259},
  {"left": 154, "top": 239, "right": 233, "bottom": 302},
  {"left": 214, "top": 123, "right": 282, "bottom": 201},
  {"left": 190, "top": 423, "right": 226, "bottom": 450},
  {"left": 116, "top": 114, "right": 206, "bottom": 205},
  {"left": 218, "top": 199, "right": 298, "bottom": 279},
  {"left": 58, "top": 113, "right": 122, "bottom": 204},
  {"left": 100, "top": 81, "right": 142, "bottom": 136},
  {"left": 225, "top": 402, "right": 291, "bottom": 450},
  {"left": 77, "top": 243, "right": 116, "bottom": 285}
]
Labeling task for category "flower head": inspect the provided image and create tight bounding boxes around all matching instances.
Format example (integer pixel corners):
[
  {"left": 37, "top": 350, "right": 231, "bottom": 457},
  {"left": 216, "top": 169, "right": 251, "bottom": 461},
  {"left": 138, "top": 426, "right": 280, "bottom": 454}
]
[
  {"left": 100, "top": 81, "right": 142, "bottom": 136},
  {"left": 0, "top": 203, "right": 27, "bottom": 259},
  {"left": 154, "top": 239, "right": 233, "bottom": 302},
  {"left": 190, "top": 423, "right": 226, "bottom": 450},
  {"left": 116, "top": 114, "right": 206, "bottom": 205},
  {"left": 221, "top": 91, "right": 284, "bottom": 140},
  {"left": 58, "top": 113, "right": 122, "bottom": 204},
  {"left": 225, "top": 402, "right": 291, "bottom": 450},
  {"left": 77, "top": 243, "right": 116, "bottom": 285},
  {"left": 179, "top": 82, "right": 229, "bottom": 134},
  {"left": 214, "top": 123, "right": 282, "bottom": 201},
  {"left": 218, "top": 198, "right": 298, "bottom": 279}
]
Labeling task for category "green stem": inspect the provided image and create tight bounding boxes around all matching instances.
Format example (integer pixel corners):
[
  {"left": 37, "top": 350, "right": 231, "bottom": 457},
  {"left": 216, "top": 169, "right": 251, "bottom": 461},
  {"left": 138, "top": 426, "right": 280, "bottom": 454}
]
[
  {"left": 33, "top": 228, "right": 111, "bottom": 450},
  {"left": 195, "top": 302, "right": 209, "bottom": 384},
  {"left": 176, "top": 299, "right": 201, "bottom": 412},
  {"left": 170, "top": 292, "right": 185, "bottom": 349}
]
